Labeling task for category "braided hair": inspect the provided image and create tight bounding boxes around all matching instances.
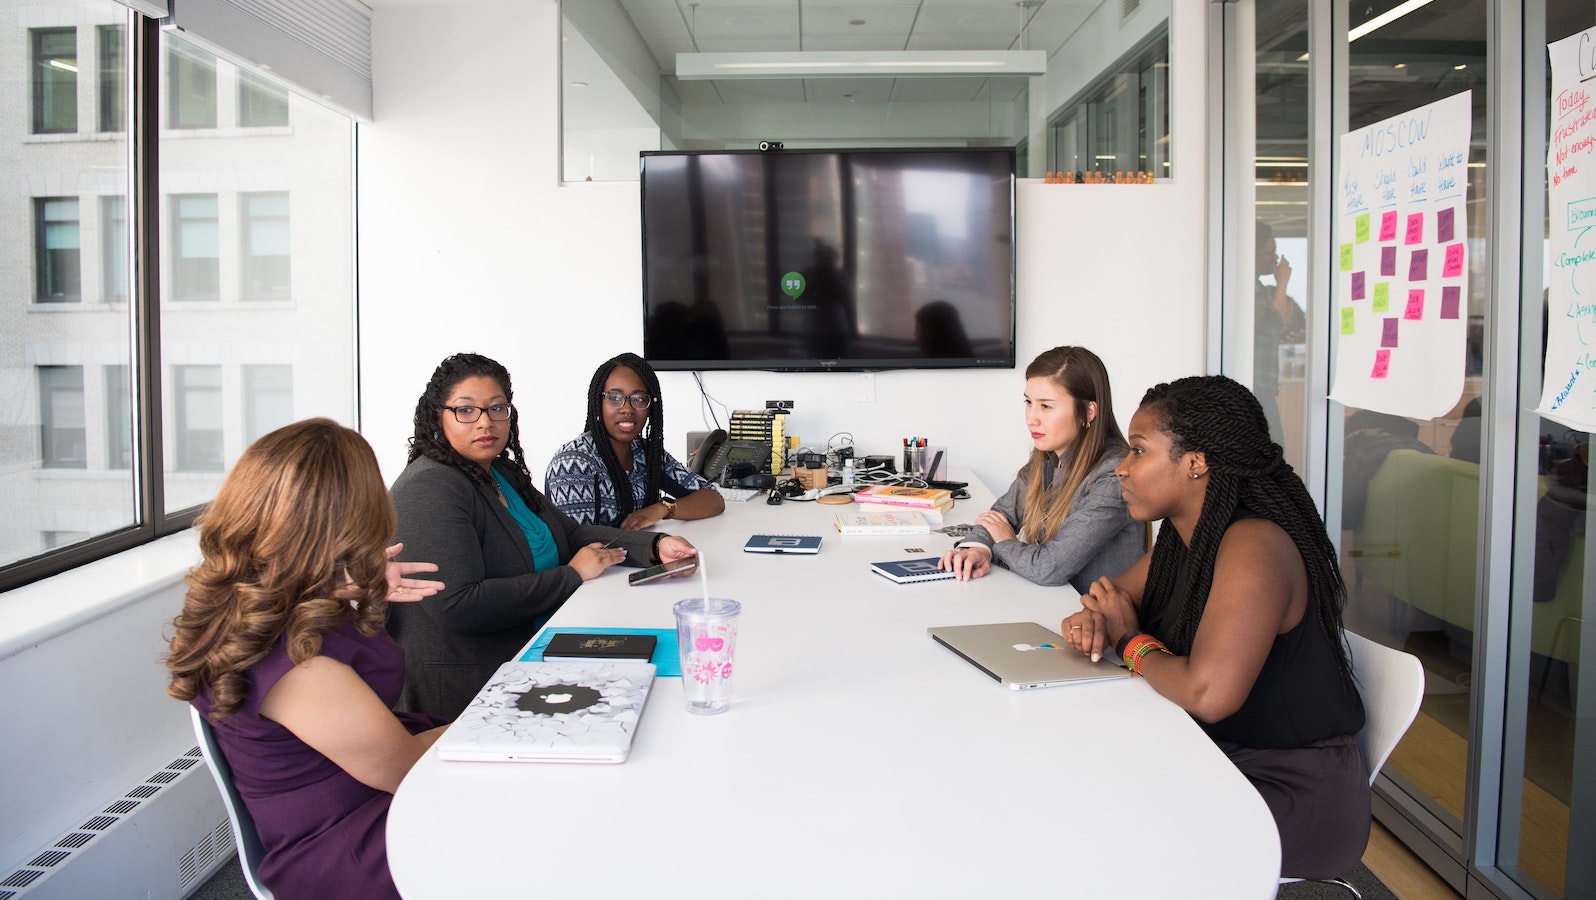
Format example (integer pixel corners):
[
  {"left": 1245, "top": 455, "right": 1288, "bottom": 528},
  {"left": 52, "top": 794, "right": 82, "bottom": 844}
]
[
  {"left": 407, "top": 353, "right": 537, "bottom": 509},
  {"left": 582, "top": 352, "right": 665, "bottom": 520},
  {"left": 1139, "top": 375, "right": 1354, "bottom": 689}
]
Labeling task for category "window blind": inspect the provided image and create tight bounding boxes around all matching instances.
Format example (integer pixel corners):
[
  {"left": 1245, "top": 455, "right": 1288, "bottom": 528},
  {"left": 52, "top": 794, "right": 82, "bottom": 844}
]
[{"left": 162, "top": 0, "right": 372, "bottom": 119}]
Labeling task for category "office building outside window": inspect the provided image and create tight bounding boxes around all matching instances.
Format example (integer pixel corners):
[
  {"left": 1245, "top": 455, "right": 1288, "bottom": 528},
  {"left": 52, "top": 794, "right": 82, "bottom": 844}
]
[
  {"left": 39, "top": 366, "right": 87, "bottom": 469},
  {"left": 105, "top": 365, "right": 131, "bottom": 470},
  {"left": 241, "top": 192, "right": 290, "bottom": 299},
  {"left": 31, "top": 27, "right": 76, "bottom": 134},
  {"left": 166, "top": 42, "right": 216, "bottom": 129},
  {"left": 170, "top": 194, "right": 219, "bottom": 301},
  {"left": 35, "top": 198, "right": 82, "bottom": 302},
  {"left": 244, "top": 365, "right": 293, "bottom": 443},
  {"left": 100, "top": 195, "right": 126, "bottom": 302},
  {"left": 238, "top": 71, "right": 288, "bottom": 127},
  {"left": 173, "top": 365, "right": 223, "bottom": 472},
  {"left": 97, "top": 23, "right": 122, "bottom": 132}
]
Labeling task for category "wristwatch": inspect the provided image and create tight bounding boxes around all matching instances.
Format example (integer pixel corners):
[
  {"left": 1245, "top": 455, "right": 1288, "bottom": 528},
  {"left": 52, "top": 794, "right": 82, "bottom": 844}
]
[{"left": 660, "top": 496, "right": 677, "bottom": 519}]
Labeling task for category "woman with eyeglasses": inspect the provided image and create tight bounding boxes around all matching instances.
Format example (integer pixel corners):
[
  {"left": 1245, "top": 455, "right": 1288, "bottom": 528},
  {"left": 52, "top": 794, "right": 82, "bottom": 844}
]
[
  {"left": 545, "top": 352, "right": 725, "bottom": 529},
  {"left": 388, "top": 353, "right": 697, "bottom": 719}
]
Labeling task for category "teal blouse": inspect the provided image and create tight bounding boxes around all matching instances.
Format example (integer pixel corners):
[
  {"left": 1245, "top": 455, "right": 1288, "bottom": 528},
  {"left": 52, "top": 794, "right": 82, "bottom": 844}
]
[{"left": 492, "top": 468, "right": 560, "bottom": 572}]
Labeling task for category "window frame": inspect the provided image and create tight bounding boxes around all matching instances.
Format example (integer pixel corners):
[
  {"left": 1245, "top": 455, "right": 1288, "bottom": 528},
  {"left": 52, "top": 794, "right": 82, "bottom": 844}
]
[
  {"left": 31, "top": 26, "right": 78, "bottom": 135},
  {"left": 35, "top": 197, "right": 83, "bottom": 303}
]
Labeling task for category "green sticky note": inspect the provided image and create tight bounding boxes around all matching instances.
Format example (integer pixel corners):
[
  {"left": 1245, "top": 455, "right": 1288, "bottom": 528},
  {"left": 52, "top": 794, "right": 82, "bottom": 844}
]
[
  {"left": 1356, "top": 214, "right": 1371, "bottom": 243},
  {"left": 1341, "top": 307, "right": 1356, "bottom": 334},
  {"left": 1372, "top": 283, "right": 1389, "bottom": 312},
  {"left": 1340, "top": 243, "right": 1355, "bottom": 271}
]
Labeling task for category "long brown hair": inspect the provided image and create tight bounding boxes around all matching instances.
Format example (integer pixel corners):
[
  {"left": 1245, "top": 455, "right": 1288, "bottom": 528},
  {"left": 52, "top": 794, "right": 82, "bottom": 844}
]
[
  {"left": 166, "top": 418, "right": 395, "bottom": 719},
  {"left": 1018, "top": 346, "right": 1125, "bottom": 544}
]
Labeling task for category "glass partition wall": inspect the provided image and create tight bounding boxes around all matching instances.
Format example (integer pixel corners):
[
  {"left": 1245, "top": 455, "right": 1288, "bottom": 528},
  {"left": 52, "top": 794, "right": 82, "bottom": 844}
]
[{"left": 1235, "top": 2, "right": 1594, "bottom": 897}]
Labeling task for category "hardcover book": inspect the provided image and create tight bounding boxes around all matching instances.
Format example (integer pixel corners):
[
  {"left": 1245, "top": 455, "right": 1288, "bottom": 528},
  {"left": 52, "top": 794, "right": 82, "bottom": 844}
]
[
  {"left": 435, "top": 660, "right": 656, "bottom": 764},
  {"left": 833, "top": 510, "right": 931, "bottom": 535},
  {"left": 541, "top": 632, "right": 658, "bottom": 662},
  {"left": 853, "top": 485, "right": 955, "bottom": 509},
  {"left": 870, "top": 558, "right": 957, "bottom": 584}
]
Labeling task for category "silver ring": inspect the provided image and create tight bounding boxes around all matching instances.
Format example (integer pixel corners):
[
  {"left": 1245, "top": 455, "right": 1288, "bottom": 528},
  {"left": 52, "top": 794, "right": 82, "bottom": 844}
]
[{"left": 1070, "top": 624, "right": 1080, "bottom": 630}]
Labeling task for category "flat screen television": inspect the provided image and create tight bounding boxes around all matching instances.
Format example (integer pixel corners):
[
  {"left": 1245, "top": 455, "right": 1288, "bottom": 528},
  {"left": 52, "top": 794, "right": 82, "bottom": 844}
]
[{"left": 640, "top": 147, "right": 1016, "bottom": 372}]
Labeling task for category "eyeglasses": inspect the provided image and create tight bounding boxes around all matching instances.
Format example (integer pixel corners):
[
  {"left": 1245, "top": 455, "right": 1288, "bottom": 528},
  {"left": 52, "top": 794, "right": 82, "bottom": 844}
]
[
  {"left": 443, "top": 403, "right": 513, "bottom": 424},
  {"left": 601, "top": 390, "right": 653, "bottom": 410}
]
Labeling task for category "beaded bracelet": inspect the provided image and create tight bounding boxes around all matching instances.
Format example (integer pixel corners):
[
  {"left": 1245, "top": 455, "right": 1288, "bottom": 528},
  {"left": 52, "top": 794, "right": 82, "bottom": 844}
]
[{"left": 1122, "top": 634, "right": 1171, "bottom": 676}]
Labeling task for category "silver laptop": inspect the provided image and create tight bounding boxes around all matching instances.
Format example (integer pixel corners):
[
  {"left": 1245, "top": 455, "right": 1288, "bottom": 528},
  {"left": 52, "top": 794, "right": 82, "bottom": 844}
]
[{"left": 927, "top": 622, "right": 1130, "bottom": 690}]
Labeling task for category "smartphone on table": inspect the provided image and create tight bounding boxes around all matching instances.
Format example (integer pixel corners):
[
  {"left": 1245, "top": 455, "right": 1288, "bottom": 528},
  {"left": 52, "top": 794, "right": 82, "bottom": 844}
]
[{"left": 627, "top": 557, "right": 699, "bottom": 586}]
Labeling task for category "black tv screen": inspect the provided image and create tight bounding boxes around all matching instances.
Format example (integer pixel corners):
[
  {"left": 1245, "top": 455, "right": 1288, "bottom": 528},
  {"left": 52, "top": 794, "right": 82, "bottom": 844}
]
[{"left": 640, "top": 147, "right": 1016, "bottom": 372}]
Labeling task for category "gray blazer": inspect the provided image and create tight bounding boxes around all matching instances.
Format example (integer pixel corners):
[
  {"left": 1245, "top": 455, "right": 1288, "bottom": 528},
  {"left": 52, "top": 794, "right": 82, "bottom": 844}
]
[
  {"left": 386, "top": 455, "right": 659, "bottom": 719},
  {"left": 960, "top": 447, "right": 1143, "bottom": 592}
]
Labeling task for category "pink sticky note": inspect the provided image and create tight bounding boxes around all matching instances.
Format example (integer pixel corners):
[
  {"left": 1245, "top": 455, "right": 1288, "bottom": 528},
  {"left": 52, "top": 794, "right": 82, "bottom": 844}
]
[
  {"left": 1441, "top": 285, "right": 1461, "bottom": 319},
  {"left": 1437, "top": 207, "right": 1455, "bottom": 243},
  {"left": 1372, "top": 349, "right": 1391, "bottom": 379},
  {"left": 1381, "top": 318, "right": 1400, "bottom": 347},
  {"left": 1443, "top": 243, "right": 1465, "bottom": 278},
  {"left": 1408, "top": 248, "right": 1429, "bottom": 281},
  {"left": 1351, "top": 271, "right": 1366, "bottom": 300},
  {"left": 1405, "top": 212, "right": 1424, "bottom": 245},
  {"left": 1380, "top": 210, "right": 1398, "bottom": 241},
  {"left": 1404, "top": 289, "right": 1425, "bottom": 320},
  {"left": 1381, "top": 246, "right": 1397, "bottom": 276}
]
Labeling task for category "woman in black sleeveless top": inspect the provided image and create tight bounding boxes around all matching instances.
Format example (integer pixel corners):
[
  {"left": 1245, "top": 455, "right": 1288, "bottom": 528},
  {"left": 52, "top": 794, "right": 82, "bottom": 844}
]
[{"left": 1062, "top": 375, "right": 1369, "bottom": 880}]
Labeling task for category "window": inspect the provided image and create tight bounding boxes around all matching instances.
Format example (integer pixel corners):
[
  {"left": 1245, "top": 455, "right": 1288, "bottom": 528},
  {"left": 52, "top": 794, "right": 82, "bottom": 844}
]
[
  {"left": 238, "top": 71, "right": 288, "bottom": 127},
  {"left": 170, "top": 194, "right": 220, "bottom": 301},
  {"left": 167, "top": 42, "right": 216, "bottom": 129},
  {"left": 174, "top": 365, "right": 223, "bottom": 471},
  {"left": 241, "top": 192, "right": 290, "bottom": 299},
  {"left": 39, "top": 367, "right": 87, "bottom": 469},
  {"left": 98, "top": 24, "right": 123, "bottom": 132},
  {"left": 244, "top": 365, "right": 293, "bottom": 443},
  {"left": 32, "top": 27, "right": 77, "bottom": 134},
  {"left": 36, "top": 198, "right": 82, "bottom": 302},
  {"left": 1046, "top": 28, "right": 1171, "bottom": 181},
  {"left": 105, "top": 365, "right": 131, "bottom": 470},
  {"left": 101, "top": 195, "right": 127, "bottom": 302}
]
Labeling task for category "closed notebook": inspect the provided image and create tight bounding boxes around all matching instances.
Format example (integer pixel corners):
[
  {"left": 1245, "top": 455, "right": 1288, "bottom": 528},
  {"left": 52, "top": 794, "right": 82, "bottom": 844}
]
[
  {"left": 541, "top": 632, "right": 657, "bottom": 662},
  {"left": 434, "top": 660, "right": 655, "bottom": 764},
  {"left": 744, "top": 534, "right": 823, "bottom": 554},
  {"left": 870, "top": 557, "right": 956, "bottom": 584}
]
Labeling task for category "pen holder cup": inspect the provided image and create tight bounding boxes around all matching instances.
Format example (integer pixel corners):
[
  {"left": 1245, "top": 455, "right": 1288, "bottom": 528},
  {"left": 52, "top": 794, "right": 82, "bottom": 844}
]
[{"left": 904, "top": 446, "right": 926, "bottom": 478}]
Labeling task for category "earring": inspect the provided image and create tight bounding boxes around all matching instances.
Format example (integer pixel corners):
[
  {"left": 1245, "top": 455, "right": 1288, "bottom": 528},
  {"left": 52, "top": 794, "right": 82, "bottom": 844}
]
[{"left": 1190, "top": 473, "right": 1201, "bottom": 479}]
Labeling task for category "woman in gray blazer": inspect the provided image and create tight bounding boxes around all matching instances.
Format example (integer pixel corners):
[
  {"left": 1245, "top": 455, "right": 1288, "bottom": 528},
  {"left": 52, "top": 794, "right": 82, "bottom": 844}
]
[{"left": 388, "top": 353, "right": 696, "bottom": 719}]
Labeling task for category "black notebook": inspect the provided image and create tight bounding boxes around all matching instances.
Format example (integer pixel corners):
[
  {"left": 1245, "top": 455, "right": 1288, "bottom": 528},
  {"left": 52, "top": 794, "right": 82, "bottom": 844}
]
[{"left": 541, "top": 632, "right": 658, "bottom": 662}]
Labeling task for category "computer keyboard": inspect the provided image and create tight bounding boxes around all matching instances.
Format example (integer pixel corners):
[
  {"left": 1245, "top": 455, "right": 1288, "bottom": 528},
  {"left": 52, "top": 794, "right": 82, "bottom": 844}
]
[{"left": 715, "top": 485, "right": 763, "bottom": 502}]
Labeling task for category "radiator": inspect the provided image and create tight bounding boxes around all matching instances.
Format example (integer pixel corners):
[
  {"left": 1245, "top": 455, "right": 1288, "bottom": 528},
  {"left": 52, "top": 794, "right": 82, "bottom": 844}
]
[{"left": 0, "top": 747, "right": 232, "bottom": 900}]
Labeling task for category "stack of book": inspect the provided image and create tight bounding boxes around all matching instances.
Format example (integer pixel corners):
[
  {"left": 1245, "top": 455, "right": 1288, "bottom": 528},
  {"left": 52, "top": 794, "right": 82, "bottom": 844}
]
[{"left": 852, "top": 484, "right": 955, "bottom": 524}]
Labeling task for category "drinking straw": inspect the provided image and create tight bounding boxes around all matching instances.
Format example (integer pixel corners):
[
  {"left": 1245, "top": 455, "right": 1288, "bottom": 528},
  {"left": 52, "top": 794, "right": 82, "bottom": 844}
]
[{"left": 697, "top": 551, "right": 711, "bottom": 605}]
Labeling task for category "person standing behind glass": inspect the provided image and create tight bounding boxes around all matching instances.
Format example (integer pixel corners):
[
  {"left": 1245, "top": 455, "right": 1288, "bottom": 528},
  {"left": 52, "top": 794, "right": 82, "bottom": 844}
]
[
  {"left": 388, "top": 353, "right": 697, "bottom": 719},
  {"left": 545, "top": 352, "right": 724, "bottom": 529},
  {"left": 938, "top": 345, "right": 1142, "bottom": 590},
  {"left": 1255, "top": 221, "right": 1307, "bottom": 444}
]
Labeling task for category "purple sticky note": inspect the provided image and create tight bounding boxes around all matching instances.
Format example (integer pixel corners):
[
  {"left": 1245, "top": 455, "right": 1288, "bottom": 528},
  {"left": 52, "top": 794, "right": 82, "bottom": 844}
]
[
  {"left": 1404, "top": 289, "right": 1425, "bottom": 320},
  {"left": 1405, "top": 212, "right": 1424, "bottom": 245},
  {"left": 1381, "top": 246, "right": 1397, "bottom": 276},
  {"left": 1380, "top": 210, "right": 1399, "bottom": 241},
  {"left": 1437, "top": 207, "right": 1455, "bottom": 243},
  {"left": 1372, "top": 349, "right": 1391, "bottom": 379},
  {"left": 1409, "top": 248, "right": 1429, "bottom": 281},
  {"left": 1441, "top": 285, "right": 1461, "bottom": 319},
  {"left": 1381, "top": 318, "right": 1400, "bottom": 347},
  {"left": 1351, "top": 271, "right": 1366, "bottom": 300},
  {"left": 1443, "top": 243, "right": 1465, "bottom": 278}
]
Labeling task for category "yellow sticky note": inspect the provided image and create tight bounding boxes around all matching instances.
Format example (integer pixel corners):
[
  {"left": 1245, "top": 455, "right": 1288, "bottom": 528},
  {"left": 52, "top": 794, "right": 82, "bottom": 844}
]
[
  {"left": 1340, "top": 307, "right": 1356, "bottom": 335},
  {"left": 1355, "top": 214, "right": 1371, "bottom": 244},
  {"left": 1372, "top": 283, "right": 1389, "bottom": 312},
  {"left": 1340, "top": 243, "right": 1355, "bottom": 271}
]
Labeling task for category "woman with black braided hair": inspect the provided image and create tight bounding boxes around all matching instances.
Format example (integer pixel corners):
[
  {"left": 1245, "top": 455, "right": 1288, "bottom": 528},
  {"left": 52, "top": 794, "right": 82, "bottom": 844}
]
[
  {"left": 1062, "top": 374, "right": 1369, "bottom": 880},
  {"left": 388, "top": 353, "right": 697, "bottom": 719},
  {"left": 546, "top": 352, "right": 724, "bottom": 529}
]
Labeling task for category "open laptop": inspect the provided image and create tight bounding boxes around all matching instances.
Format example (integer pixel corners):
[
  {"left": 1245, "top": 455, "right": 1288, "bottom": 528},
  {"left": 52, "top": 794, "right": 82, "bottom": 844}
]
[
  {"left": 434, "top": 660, "right": 655, "bottom": 763},
  {"left": 927, "top": 622, "right": 1130, "bottom": 691}
]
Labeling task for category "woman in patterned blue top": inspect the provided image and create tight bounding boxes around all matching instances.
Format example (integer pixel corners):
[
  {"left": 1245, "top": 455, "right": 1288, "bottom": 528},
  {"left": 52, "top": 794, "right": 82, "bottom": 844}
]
[{"left": 546, "top": 352, "right": 725, "bottom": 529}]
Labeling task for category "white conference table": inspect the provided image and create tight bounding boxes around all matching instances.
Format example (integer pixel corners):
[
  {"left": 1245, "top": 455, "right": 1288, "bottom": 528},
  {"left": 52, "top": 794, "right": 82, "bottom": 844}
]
[{"left": 388, "top": 475, "right": 1281, "bottom": 898}]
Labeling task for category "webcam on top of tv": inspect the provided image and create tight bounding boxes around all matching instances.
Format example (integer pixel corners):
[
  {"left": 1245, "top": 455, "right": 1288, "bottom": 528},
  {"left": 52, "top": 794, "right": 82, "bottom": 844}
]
[{"left": 757, "top": 140, "right": 784, "bottom": 152}]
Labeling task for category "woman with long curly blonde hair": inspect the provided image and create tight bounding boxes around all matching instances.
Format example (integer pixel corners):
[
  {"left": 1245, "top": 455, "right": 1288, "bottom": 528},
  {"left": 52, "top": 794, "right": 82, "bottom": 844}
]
[{"left": 166, "top": 417, "right": 447, "bottom": 900}]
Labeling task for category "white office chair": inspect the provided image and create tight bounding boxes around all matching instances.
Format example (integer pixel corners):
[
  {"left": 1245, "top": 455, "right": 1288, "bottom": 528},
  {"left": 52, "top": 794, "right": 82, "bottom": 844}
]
[
  {"left": 1278, "top": 630, "right": 1424, "bottom": 898},
  {"left": 190, "top": 706, "right": 276, "bottom": 900}
]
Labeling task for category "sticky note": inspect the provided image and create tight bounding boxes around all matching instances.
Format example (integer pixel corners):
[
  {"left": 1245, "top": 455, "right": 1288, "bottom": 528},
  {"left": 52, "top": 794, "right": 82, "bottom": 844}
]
[
  {"left": 1441, "top": 285, "right": 1461, "bottom": 319},
  {"left": 1404, "top": 289, "right": 1425, "bottom": 320},
  {"left": 1408, "top": 248, "right": 1429, "bottom": 281},
  {"left": 1381, "top": 246, "right": 1397, "bottom": 277},
  {"left": 1437, "top": 207, "right": 1455, "bottom": 242},
  {"left": 1372, "top": 349, "right": 1391, "bottom": 378},
  {"left": 1373, "top": 283, "right": 1390, "bottom": 312},
  {"left": 1340, "top": 243, "right": 1355, "bottom": 272},
  {"left": 1380, "top": 210, "right": 1398, "bottom": 241},
  {"left": 1405, "top": 212, "right": 1424, "bottom": 245},
  {"left": 1341, "top": 307, "right": 1356, "bottom": 335},
  {"left": 1356, "top": 213, "right": 1371, "bottom": 243},
  {"left": 1443, "top": 243, "right": 1465, "bottom": 278},
  {"left": 1381, "top": 318, "right": 1400, "bottom": 347},
  {"left": 1351, "top": 271, "right": 1366, "bottom": 300}
]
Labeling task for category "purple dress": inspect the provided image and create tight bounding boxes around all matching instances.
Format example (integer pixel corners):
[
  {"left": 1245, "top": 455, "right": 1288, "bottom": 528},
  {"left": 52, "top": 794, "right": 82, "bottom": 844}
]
[{"left": 192, "top": 618, "right": 446, "bottom": 899}]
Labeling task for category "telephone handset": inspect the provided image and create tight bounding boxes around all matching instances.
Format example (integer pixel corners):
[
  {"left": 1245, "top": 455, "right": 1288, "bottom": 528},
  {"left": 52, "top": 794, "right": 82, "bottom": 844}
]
[
  {"left": 689, "top": 429, "right": 727, "bottom": 479},
  {"left": 689, "top": 429, "right": 773, "bottom": 483}
]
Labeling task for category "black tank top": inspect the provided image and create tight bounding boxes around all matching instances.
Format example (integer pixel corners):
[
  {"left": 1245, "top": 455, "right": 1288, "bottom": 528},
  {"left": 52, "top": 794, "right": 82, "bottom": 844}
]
[{"left": 1140, "top": 511, "right": 1365, "bottom": 749}]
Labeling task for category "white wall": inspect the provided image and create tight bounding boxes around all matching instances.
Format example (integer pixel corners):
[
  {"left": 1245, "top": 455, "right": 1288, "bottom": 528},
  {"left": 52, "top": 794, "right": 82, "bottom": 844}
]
[{"left": 360, "top": 0, "right": 1207, "bottom": 495}]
